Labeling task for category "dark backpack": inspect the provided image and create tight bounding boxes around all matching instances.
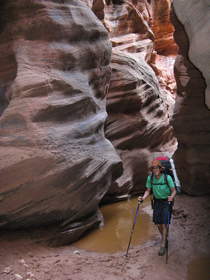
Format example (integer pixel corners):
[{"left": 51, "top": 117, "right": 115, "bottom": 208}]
[{"left": 161, "top": 161, "right": 174, "bottom": 181}]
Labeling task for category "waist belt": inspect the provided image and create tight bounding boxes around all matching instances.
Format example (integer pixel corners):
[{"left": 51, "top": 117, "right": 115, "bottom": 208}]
[{"left": 154, "top": 198, "right": 168, "bottom": 201}]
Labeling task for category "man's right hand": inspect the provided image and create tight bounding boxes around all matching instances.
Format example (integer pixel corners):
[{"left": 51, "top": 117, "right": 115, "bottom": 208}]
[{"left": 138, "top": 196, "right": 144, "bottom": 203}]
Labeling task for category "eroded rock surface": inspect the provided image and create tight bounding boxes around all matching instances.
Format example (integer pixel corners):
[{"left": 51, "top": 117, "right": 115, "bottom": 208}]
[
  {"left": 0, "top": 0, "right": 122, "bottom": 243},
  {"left": 148, "top": 0, "right": 177, "bottom": 98},
  {"left": 95, "top": 0, "right": 177, "bottom": 199},
  {"left": 173, "top": 0, "right": 210, "bottom": 109},
  {"left": 2, "top": 0, "right": 208, "bottom": 244},
  {"left": 171, "top": 3, "right": 210, "bottom": 195},
  {"left": 105, "top": 51, "right": 176, "bottom": 198}
]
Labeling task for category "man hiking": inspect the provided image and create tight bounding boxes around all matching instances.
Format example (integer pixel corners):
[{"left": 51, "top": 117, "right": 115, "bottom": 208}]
[{"left": 138, "top": 159, "right": 176, "bottom": 256}]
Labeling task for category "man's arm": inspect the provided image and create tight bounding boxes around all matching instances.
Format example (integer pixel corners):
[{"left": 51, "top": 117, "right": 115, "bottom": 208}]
[
  {"left": 167, "top": 175, "right": 176, "bottom": 201},
  {"left": 168, "top": 187, "right": 176, "bottom": 201},
  {"left": 138, "top": 188, "right": 151, "bottom": 202}
]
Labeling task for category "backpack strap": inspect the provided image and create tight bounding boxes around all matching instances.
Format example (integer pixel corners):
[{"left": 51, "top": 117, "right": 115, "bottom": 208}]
[
  {"left": 150, "top": 173, "right": 171, "bottom": 193},
  {"left": 164, "top": 173, "right": 170, "bottom": 189}
]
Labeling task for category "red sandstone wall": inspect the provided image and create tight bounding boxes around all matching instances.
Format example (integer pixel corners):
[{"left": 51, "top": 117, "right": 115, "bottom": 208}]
[
  {"left": 0, "top": 0, "right": 122, "bottom": 244},
  {"left": 1, "top": 0, "right": 208, "bottom": 245},
  {"left": 88, "top": 0, "right": 178, "bottom": 200},
  {"left": 171, "top": 2, "right": 210, "bottom": 195}
]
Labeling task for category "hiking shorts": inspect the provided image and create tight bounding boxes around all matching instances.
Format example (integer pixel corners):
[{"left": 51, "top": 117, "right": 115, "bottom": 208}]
[{"left": 153, "top": 199, "right": 172, "bottom": 225}]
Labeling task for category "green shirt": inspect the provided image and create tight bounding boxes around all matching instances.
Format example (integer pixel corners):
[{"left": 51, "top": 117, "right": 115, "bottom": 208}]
[{"left": 146, "top": 174, "right": 175, "bottom": 199}]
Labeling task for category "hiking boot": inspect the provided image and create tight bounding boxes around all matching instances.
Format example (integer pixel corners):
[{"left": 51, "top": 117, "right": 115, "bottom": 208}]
[{"left": 158, "top": 246, "right": 166, "bottom": 256}]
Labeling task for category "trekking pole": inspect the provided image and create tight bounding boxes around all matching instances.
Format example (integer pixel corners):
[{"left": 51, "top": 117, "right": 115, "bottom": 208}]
[
  {"left": 165, "top": 232, "right": 169, "bottom": 264},
  {"left": 125, "top": 200, "right": 143, "bottom": 257},
  {"left": 165, "top": 201, "right": 172, "bottom": 264}
]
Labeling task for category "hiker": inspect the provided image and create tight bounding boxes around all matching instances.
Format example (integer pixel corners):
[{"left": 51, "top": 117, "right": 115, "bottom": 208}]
[{"left": 138, "top": 159, "right": 176, "bottom": 256}]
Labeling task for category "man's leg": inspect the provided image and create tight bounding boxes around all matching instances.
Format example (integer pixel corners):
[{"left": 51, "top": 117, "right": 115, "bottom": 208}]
[
  {"left": 158, "top": 225, "right": 168, "bottom": 256},
  {"left": 158, "top": 204, "right": 170, "bottom": 256},
  {"left": 157, "top": 224, "right": 163, "bottom": 240},
  {"left": 162, "top": 224, "right": 168, "bottom": 247},
  {"left": 157, "top": 224, "right": 167, "bottom": 247}
]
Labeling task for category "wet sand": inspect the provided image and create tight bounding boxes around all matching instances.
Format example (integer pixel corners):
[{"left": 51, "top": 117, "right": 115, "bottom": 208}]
[{"left": 0, "top": 195, "right": 209, "bottom": 280}]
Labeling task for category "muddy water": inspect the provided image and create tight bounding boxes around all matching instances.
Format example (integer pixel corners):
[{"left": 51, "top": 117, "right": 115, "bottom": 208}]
[
  {"left": 187, "top": 256, "right": 210, "bottom": 280},
  {"left": 74, "top": 198, "right": 157, "bottom": 253}
]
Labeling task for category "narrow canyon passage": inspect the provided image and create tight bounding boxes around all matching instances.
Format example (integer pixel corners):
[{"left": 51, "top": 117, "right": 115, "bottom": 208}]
[{"left": 0, "top": 0, "right": 209, "bottom": 279}]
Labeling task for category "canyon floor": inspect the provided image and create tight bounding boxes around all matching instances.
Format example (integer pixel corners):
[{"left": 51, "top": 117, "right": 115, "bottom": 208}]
[{"left": 0, "top": 194, "right": 210, "bottom": 280}]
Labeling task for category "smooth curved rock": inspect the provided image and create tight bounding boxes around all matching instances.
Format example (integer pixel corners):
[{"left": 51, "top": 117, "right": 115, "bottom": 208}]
[
  {"left": 171, "top": 5, "right": 210, "bottom": 195},
  {"left": 173, "top": 0, "right": 210, "bottom": 109},
  {"left": 104, "top": 51, "right": 177, "bottom": 199},
  {"left": 0, "top": 0, "right": 122, "bottom": 242},
  {"left": 96, "top": 0, "right": 177, "bottom": 200},
  {"left": 150, "top": 0, "right": 177, "bottom": 96}
]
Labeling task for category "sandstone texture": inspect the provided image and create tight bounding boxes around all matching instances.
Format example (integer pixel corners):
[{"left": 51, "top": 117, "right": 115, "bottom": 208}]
[
  {"left": 94, "top": 0, "right": 177, "bottom": 199},
  {"left": 105, "top": 51, "right": 176, "bottom": 198},
  {"left": 150, "top": 0, "right": 178, "bottom": 97},
  {"left": 0, "top": 0, "right": 122, "bottom": 243},
  {"left": 1, "top": 0, "right": 208, "bottom": 244},
  {"left": 171, "top": 2, "right": 210, "bottom": 195},
  {"left": 173, "top": 0, "right": 210, "bottom": 109}
]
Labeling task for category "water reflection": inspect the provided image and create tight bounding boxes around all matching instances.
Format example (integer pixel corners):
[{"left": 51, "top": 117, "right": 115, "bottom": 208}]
[{"left": 74, "top": 198, "right": 156, "bottom": 253}]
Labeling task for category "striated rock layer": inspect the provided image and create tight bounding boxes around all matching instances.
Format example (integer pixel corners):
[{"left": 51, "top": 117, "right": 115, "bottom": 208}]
[
  {"left": 173, "top": 0, "right": 210, "bottom": 109},
  {"left": 150, "top": 0, "right": 178, "bottom": 96},
  {"left": 93, "top": 0, "right": 177, "bottom": 199},
  {"left": 171, "top": 2, "right": 210, "bottom": 195},
  {"left": 0, "top": 0, "right": 122, "bottom": 243},
  {"left": 105, "top": 51, "right": 176, "bottom": 198}
]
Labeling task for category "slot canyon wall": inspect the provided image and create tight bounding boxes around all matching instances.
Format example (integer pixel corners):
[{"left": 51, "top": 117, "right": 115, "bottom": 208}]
[
  {"left": 0, "top": 0, "right": 122, "bottom": 244},
  {"left": 98, "top": 0, "right": 178, "bottom": 200},
  {"left": 0, "top": 0, "right": 209, "bottom": 244},
  {"left": 172, "top": 0, "right": 210, "bottom": 195}
]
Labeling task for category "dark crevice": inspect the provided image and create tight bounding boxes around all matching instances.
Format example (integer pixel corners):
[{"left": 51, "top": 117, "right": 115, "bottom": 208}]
[
  {"left": 0, "top": 1, "right": 7, "bottom": 34},
  {"left": 105, "top": 0, "right": 124, "bottom": 5},
  {"left": 0, "top": 87, "right": 9, "bottom": 116}
]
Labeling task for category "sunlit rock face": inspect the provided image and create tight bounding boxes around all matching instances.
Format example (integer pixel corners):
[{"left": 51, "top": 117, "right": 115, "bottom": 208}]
[
  {"left": 89, "top": 0, "right": 177, "bottom": 199},
  {"left": 0, "top": 0, "right": 122, "bottom": 243},
  {"left": 171, "top": 3, "right": 210, "bottom": 195},
  {"left": 150, "top": 0, "right": 178, "bottom": 96},
  {"left": 90, "top": 0, "right": 177, "bottom": 99},
  {"left": 152, "top": 0, "right": 177, "bottom": 55}
]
